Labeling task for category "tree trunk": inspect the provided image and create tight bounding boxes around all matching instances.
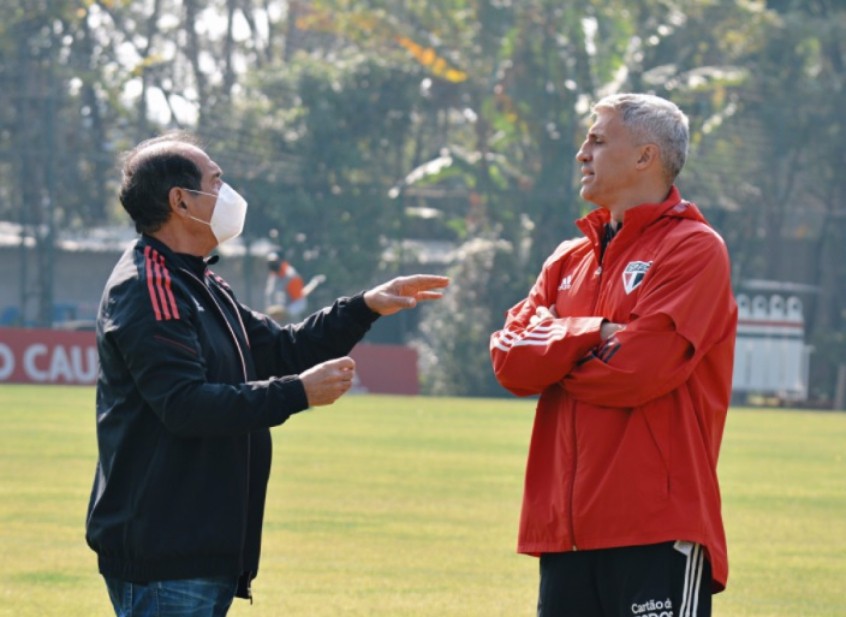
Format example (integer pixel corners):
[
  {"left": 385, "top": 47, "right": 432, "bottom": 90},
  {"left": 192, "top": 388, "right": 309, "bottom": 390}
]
[{"left": 183, "top": 0, "right": 208, "bottom": 130}]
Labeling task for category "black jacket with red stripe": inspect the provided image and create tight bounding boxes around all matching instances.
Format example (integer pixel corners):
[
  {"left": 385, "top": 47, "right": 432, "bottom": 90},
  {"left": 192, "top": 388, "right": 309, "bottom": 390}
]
[{"left": 86, "top": 234, "right": 378, "bottom": 596}]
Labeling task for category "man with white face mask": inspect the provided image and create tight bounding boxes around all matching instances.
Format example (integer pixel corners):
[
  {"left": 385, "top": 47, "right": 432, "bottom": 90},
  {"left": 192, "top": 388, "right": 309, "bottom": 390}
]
[{"left": 86, "top": 132, "right": 449, "bottom": 616}]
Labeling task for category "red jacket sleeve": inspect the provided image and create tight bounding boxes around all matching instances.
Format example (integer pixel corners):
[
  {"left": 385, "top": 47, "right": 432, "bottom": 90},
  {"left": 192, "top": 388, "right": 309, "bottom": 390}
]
[
  {"left": 491, "top": 252, "right": 603, "bottom": 397},
  {"left": 561, "top": 228, "right": 735, "bottom": 407}
]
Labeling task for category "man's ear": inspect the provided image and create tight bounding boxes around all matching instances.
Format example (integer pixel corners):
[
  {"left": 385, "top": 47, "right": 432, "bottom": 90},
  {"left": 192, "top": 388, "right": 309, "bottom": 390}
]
[
  {"left": 635, "top": 144, "right": 660, "bottom": 169},
  {"left": 168, "top": 187, "right": 189, "bottom": 215}
]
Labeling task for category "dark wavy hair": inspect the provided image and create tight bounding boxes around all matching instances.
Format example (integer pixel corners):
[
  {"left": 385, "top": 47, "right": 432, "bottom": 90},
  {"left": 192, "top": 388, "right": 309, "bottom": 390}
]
[{"left": 118, "top": 131, "right": 204, "bottom": 234}]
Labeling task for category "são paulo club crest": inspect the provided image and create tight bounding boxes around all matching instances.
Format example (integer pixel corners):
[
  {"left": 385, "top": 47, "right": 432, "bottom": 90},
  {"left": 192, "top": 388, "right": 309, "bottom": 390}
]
[{"left": 622, "top": 261, "right": 653, "bottom": 294}]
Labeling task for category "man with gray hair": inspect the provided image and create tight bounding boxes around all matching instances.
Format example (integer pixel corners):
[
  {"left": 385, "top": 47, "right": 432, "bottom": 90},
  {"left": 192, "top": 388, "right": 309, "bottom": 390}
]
[{"left": 491, "top": 93, "right": 736, "bottom": 616}]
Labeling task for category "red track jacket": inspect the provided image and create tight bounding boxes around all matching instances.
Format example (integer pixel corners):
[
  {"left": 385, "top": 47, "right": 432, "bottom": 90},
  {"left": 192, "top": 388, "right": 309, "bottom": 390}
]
[{"left": 490, "top": 187, "right": 737, "bottom": 591}]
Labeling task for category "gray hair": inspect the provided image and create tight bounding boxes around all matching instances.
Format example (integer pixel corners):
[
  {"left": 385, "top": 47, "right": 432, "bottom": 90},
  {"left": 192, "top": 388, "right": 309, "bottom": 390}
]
[{"left": 593, "top": 93, "right": 689, "bottom": 182}]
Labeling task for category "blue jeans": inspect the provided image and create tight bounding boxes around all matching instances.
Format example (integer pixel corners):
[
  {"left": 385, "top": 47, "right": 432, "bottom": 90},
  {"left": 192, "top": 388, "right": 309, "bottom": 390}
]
[{"left": 104, "top": 575, "right": 238, "bottom": 617}]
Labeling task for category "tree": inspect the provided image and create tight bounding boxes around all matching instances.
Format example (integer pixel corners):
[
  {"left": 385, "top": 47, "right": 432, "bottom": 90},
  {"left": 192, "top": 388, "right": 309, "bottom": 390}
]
[
  {"left": 299, "top": 0, "right": 765, "bottom": 395},
  {"left": 745, "top": 1, "right": 846, "bottom": 400},
  {"left": 1, "top": 0, "right": 842, "bottom": 400},
  {"left": 0, "top": 2, "right": 86, "bottom": 324}
]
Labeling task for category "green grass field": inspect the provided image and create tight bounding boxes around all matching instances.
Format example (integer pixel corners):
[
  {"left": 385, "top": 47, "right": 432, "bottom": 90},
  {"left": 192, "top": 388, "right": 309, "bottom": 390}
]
[{"left": 0, "top": 385, "right": 844, "bottom": 616}]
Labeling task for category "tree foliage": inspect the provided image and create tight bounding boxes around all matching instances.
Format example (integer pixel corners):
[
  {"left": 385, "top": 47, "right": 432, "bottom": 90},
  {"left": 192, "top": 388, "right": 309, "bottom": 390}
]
[{"left": 2, "top": 0, "right": 844, "bottom": 400}]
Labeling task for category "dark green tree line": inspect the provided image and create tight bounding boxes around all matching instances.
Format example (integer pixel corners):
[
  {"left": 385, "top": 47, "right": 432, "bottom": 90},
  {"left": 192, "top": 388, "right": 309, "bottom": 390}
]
[{"left": 1, "top": 0, "right": 843, "bottom": 400}]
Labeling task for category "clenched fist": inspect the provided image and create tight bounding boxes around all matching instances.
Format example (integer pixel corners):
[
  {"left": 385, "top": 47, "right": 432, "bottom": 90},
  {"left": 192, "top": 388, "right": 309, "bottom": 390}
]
[{"left": 299, "top": 356, "right": 357, "bottom": 407}]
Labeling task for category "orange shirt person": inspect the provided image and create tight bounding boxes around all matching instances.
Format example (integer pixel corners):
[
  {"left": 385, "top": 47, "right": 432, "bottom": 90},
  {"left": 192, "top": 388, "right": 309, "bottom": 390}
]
[{"left": 265, "top": 252, "right": 325, "bottom": 322}]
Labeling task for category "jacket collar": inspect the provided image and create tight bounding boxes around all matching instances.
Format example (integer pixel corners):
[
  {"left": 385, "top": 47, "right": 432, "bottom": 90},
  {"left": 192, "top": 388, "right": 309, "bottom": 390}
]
[
  {"left": 140, "top": 234, "right": 213, "bottom": 278},
  {"left": 576, "top": 186, "right": 707, "bottom": 248}
]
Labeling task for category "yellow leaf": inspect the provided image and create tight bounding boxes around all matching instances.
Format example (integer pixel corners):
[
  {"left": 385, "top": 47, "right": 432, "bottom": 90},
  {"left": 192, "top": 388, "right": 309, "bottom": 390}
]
[
  {"left": 396, "top": 36, "right": 467, "bottom": 83},
  {"left": 442, "top": 68, "right": 468, "bottom": 83}
]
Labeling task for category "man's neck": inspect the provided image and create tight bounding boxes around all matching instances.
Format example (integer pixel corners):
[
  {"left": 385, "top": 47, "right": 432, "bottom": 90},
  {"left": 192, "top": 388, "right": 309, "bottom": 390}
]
[
  {"left": 607, "top": 184, "right": 673, "bottom": 224},
  {"left": 150, "top": 225, "right": 215, "bottom": 257}
]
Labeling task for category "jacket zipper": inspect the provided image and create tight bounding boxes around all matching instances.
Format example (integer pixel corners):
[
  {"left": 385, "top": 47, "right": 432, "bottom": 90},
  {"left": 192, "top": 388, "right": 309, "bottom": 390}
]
[
  {"left": 181, "top": 267, "right": 254, "bottom": 592},
  {"left": 180, "top": 269, "right": 249, "bottom": 382},
  {"left": 569, "top": 235, "right": 611, "bottom": 551}
]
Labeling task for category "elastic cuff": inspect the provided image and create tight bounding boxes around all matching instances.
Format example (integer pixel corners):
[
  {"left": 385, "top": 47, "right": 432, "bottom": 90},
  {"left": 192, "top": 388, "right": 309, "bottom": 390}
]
[
  {"left": 274, "top": 375, "right": 310, "bottom": 414},
  {"left": 347, "top": 293, "right": 381, "bottom": 325}
]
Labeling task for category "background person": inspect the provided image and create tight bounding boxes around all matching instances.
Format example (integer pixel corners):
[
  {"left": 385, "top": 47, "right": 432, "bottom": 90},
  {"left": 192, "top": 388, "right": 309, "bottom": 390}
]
[
  {"left": 490, "top": 93, "right": 737, "bottom": 616},
  {"left": 85, "top": 131, "right": 449, "bottom": 616},
  {"left": 264, "top": 251, "right": 325, "bottom": 322}
]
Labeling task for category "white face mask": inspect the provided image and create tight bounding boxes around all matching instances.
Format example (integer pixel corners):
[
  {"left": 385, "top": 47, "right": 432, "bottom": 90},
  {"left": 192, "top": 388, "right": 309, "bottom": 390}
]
[{"left": 184, "top": 182, "right": 248, "bottom": 244}]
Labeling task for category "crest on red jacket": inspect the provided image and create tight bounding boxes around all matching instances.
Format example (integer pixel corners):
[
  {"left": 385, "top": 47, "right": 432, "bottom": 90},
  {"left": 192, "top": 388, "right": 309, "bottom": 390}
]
[{"left": 622, "top": 261, "right": 652, "bottom": 294}]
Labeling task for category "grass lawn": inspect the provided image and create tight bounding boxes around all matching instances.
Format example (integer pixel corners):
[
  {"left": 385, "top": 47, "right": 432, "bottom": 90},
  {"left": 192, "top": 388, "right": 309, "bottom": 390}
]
[{"left": 0, "top": 384, "right": 843, "bottom": 616}]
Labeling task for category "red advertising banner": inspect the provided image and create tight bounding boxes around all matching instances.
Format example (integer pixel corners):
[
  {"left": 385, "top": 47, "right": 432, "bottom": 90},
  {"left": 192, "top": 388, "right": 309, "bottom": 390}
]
[
  {"left": 0, "top": 328, "right": 419, "bottom": 394},
  {"left": 0, "top": 327, "right": 98, "bottom": 385},
  {"left": 349, "top": 343, "right": 420, "bottom": 395}
]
